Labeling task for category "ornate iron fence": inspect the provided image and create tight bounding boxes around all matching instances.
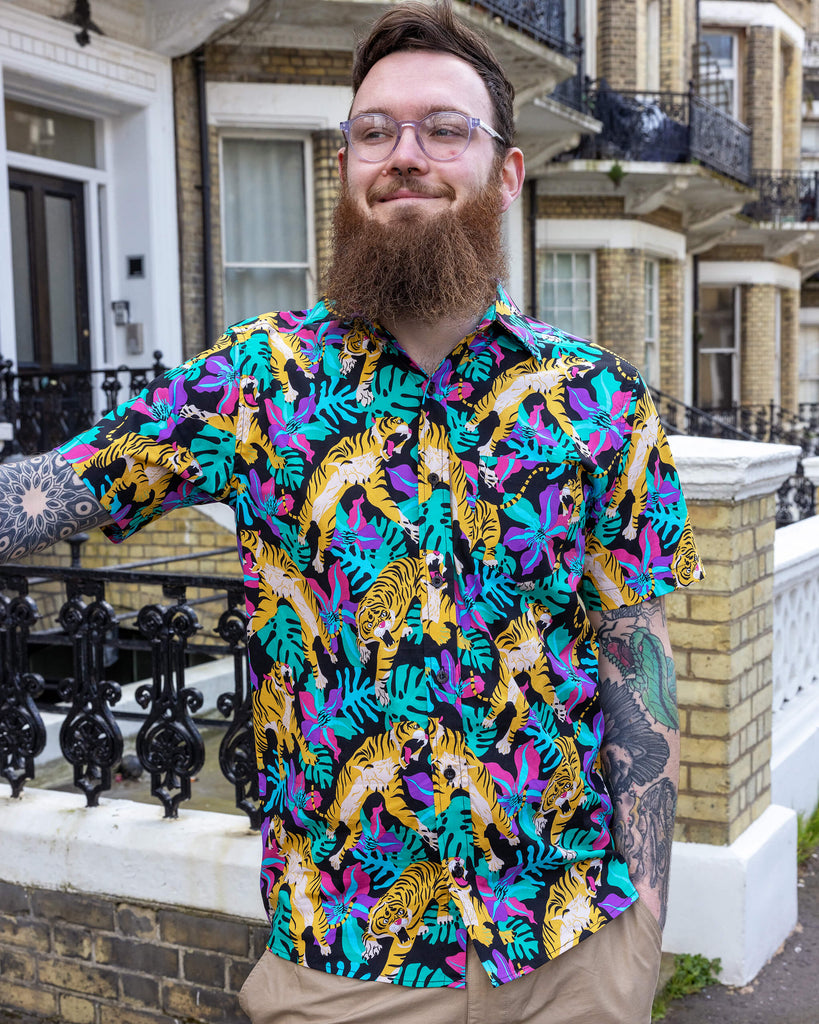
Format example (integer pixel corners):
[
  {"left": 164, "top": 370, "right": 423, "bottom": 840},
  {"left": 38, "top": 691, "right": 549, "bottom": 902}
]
[
  {"left": 742, "top": 170, "right": 819, "bottom": 223},
  {"left": 650, "top": 388, "right": 818, "bottom": 526},
  {"left": 465, "top": 0, "right": 579, "bottom": 56},
  {"left": 0, "top": 353, "right": 166, "bottom": 458},
  {"left": 689, "top": 94, "right": 752, "bottom": 185},
  {"left": 567, "top": 83, "right": 752, "bottom": 184},
  {"left": 0, "top": 538, "right": 259, "bottom": 827}
]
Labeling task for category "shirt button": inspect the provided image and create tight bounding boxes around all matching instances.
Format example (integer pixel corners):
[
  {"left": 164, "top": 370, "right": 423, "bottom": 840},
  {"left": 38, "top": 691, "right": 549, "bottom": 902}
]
[
  {"left": 428, "top": 472, "right": 440, "bottom": 486},
  {"left": 430, "top": 575, "right": 445, "bottom": 589},
  {"left": 435, "top": 668, "right": 448, "bottom": 683}
]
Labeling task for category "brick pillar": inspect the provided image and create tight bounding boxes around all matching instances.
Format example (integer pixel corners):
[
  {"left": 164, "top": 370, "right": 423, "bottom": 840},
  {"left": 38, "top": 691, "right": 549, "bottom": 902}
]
[
  {"left": 779, "top": 288, "right": 800, "bottom": 411},
  {"left": 312, "top": 129, "right": 341, "bottom": 291},
  {"left": 663, "top": 436, "right": 799, "bottom": 985},
  {"left": 173, "top": 54, "right": 206, "bottom": 358},
  {"left": 597, "top": 0, "right": 638, "bottom": 90},
  {"left": 746, "top": 27, "right": 776, "bottom": 170},
  {"left": 659, "top": 258, "right": 684, "bottom": 397},
  {"left": 741, "top": 284, "right": 777, "bottom": 407},
  {"left": 596, "top": 248, "right": 644, "bottom": 368},
  {"left": 660, "top": 0, "right": 686, "bottom": 93},
  {"left": 781, "top": 38, "right": 802, "bottom": 171}
]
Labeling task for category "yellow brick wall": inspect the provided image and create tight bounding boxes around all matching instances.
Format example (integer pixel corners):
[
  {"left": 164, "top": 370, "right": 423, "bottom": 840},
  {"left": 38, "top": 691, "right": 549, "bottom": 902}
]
[
  {"left": 667, "top": 494, "right": 775, "bottom": 845},
  {"left": 597, "top": 0, "right": 639, "bottom": 90},
  {"left": 780, "top": 287, "right": 800, "bottom": 411},
  {"left": 312, "top": 130, "right": 341, "bottom": 290},
  {"left": 205, "top": 45, "right": 351, "bottom": 86},
  {"left": 596, "top": 248, "right": 645, "bottom": 369},
  {"left": 740, "top": 284, "right": 777, "bottom": 406},
  {"left": 15, "top": 509, "right": 240, "bottom": 646},
  {"left": 781, "top": 37, "right": 802, "bottom": 170},
  {"left": 659, "top": 258, "right": 685, "bottom": 397},
  {"left": 746, "top": 27, "right": 776, "bottom": 168}
]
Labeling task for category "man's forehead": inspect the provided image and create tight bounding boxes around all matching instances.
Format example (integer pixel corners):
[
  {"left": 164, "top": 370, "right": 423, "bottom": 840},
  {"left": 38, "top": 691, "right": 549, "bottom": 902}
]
[{"left": 350, "top": 49, "right": 492, "bottom": 116}]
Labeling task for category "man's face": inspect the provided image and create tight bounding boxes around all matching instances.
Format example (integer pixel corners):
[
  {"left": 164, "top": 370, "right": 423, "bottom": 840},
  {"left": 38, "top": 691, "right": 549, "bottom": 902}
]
[{"left": 339, "top": 49, "right": 523, "bottom": 224}]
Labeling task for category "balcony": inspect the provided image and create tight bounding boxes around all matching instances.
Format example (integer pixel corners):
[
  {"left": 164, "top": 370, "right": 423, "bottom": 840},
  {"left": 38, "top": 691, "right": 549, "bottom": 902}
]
[
  {"left": 463, "top": 0, "right": 578, "bottom": 57},
  {"left": 743, "top": 170, "right": 819, "bottom": 224},
  {"left": 568, "top": 83, "right": 752, "bottom": 184}
]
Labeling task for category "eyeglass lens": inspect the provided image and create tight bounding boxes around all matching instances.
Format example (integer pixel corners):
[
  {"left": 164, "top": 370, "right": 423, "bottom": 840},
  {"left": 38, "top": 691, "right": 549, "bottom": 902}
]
[{"left": 347, "top": 112, "right": 472, "bottom": 162}]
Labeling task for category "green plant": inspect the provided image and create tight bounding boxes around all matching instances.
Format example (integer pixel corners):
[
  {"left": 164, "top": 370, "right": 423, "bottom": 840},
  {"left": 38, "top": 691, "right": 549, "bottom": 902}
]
[
  {"left": 797, "top": 799, "right": 819, "bottom": 866},
  {"left": 651, "top": 953, "right": 722, "bottom": 1020},
  {"left": 607, "top": 161, "right": 626, "bottom": 186}
]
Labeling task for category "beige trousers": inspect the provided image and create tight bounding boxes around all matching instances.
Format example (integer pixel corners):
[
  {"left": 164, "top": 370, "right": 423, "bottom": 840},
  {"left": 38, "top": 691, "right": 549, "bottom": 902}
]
[{"left": 239, "top": 900, "right": 663, "bottom": 1024}]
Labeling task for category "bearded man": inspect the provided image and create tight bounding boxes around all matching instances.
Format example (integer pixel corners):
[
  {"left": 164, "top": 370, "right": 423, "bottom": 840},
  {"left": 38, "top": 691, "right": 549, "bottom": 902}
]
[{"left": 0, "top": 3, "right": 701, "bottom": 1022}]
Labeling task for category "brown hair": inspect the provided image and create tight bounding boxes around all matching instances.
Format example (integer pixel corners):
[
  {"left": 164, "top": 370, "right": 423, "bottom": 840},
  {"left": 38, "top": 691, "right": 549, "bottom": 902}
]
[{"left": 351, "top": 0, "right": 515, "bottom": 148}]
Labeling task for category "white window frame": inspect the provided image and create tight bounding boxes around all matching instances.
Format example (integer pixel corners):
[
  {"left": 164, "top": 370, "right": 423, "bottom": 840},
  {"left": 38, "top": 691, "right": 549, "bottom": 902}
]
[
  {"left": 218, "top": 130, "right": 316, "bottom": 320},
  {"left": 536, "top": 250, "right": 596, "bottom": 341},
  {"left": 700, "top": 29, "right": 741, "bottom": 119},
  {"left": 644, "top": 258, "right": 660, "bottom": 387}
]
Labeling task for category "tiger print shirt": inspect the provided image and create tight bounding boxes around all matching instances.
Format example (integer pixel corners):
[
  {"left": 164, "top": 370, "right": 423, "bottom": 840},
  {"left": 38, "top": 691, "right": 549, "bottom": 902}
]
[{"left": 59, "top": 285, "right": 702, "bottom": 989}]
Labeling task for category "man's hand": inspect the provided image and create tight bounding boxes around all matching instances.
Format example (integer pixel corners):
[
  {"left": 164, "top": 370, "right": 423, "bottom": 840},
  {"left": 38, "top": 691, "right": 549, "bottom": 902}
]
[
  {"left": 589, "top": 597, "right": 679, "bottom": 930},
  {"left": 0, "top": 451, "right": 111, "bottom": 563}
]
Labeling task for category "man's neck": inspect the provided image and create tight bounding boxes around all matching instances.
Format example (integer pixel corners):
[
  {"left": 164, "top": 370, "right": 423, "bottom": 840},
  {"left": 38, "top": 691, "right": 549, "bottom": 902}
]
[{"left": 385, "top": 312, "right": 481, "bottom": 377}]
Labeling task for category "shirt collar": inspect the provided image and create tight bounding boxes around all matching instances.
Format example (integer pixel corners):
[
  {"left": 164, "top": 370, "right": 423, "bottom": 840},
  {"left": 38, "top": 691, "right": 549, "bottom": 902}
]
[{"left": 306, "top": 285, "right": 568, "bottom": 361}]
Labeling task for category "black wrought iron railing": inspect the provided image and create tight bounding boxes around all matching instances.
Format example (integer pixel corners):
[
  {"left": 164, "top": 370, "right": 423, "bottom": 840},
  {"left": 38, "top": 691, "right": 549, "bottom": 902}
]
[
  {"left": 742, "top": 170, "right": 819, "bottom": 224},
  {"left": 0, "top": 537, "right": 259, "bottom": 826},
  {"left": 565, "top": 82, "right": 752, "bottom": 184},
  {"left": 0, "top": 353, "right": 166, "bottom": 458},
  {"left": 464, "top": 0, "right": 580, "bottom": 57},
  {"left": 650, "top": 388, "right": 819, "bottom": 526}
]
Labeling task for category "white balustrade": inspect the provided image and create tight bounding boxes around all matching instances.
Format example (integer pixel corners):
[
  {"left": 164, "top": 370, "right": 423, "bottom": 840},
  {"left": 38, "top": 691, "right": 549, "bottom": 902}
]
[{"left": 773, "top": 515, "right": 819, "bottom": 712}]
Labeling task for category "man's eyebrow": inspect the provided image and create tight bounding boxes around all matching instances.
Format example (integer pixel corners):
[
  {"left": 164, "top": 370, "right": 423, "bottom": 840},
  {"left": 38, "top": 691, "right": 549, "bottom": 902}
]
[{"left": 349, "top": 105, "right": 470, "bottom": 118}]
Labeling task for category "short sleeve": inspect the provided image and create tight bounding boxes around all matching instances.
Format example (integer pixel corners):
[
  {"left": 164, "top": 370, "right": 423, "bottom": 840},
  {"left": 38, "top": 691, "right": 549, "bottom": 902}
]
[
  {"left": 58, "top": 335, "right": 240, "bottom": 542},
  {"left": 580, "top": 377, "right": 703, "bottom": 611}
]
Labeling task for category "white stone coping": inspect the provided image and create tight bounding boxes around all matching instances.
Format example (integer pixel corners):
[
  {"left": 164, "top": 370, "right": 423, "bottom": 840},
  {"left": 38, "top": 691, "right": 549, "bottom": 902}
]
[
  {"left": 668, "top": 435, "right": 801, "bottom": 502},
  {"left": 0, "top": 788, "right": 267, "bottom": 922},
  {"left": 802, "top": 455, "right": 819, "bottom": 488}
]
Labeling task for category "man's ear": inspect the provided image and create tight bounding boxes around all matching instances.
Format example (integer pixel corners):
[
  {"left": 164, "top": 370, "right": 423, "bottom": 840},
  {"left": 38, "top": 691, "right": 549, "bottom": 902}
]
[
  {"left": 338, "top": 147, "right": 346, "bottom": 182},
  {"left": 500, "top": 147, "right": 525, "bottom": 213}
]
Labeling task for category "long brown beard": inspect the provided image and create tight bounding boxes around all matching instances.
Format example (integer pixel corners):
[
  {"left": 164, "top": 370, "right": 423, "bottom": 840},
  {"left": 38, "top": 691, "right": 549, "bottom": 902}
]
[{"left": 323, "top": 173, "right": 507, "bottom": 326}]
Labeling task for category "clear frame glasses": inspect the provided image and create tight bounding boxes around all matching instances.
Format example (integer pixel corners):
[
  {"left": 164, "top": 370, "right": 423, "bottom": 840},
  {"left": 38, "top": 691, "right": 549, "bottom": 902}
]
[{"left": 339, "top": 110, "right": 504, "bottom": 163}]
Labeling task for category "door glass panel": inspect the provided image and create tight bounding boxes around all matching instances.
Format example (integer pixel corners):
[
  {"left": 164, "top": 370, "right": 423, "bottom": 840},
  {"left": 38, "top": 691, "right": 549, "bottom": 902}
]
[
  {"left": 5, "top": 99, "right": 97, "bottom": 167},
  {"left": 45, "top": 194, "right": 79, "bottom": 364},
  {"left": 697, "top": 352, "right": 734, "bottom": 408},
  {"left": 10, "top": 187, "right": 35, "bottom": 363}
]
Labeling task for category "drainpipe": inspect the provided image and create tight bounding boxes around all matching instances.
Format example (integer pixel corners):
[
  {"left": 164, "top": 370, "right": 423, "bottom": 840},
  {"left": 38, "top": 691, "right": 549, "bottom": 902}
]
[
  {"left": 528, "top": 178, "right": 538, "bottom": 317},
  {"left": 195, "top": 48, "right": 214, "bottom": 348},
  {"left": 692, "top": 253, "right": 700, "bottom": 405}
]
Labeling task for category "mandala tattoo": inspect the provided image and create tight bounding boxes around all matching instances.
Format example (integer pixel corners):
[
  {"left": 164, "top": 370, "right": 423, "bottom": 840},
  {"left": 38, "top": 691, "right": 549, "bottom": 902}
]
[{"left": 0, "top": 452, "right": 110, "bottom": 562}]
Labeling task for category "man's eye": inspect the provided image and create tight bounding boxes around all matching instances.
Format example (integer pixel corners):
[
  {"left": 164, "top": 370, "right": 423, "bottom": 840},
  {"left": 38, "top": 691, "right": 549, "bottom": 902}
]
[{"left": 425, "top": 116, "right": 468, "bottom": 138}]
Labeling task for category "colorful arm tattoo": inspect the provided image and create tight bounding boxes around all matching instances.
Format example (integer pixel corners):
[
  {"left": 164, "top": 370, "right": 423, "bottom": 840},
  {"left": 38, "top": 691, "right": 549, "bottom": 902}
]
[{"left": 591, "top": 597, "right": 680, "bottom": 930}]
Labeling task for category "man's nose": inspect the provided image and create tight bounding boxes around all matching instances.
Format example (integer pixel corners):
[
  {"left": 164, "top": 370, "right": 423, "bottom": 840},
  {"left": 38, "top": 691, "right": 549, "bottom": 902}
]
[{"left": 389, "top": 124, "right": 429, "bottom": 173}]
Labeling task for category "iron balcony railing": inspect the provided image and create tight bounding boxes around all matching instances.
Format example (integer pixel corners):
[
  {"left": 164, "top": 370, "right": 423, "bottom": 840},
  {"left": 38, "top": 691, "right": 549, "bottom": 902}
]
[
  {"left": 566, "top": 81, "right": 752, "bottom": 184},
  {"left": 0, "top": 353, "right": 166, "bottom": 458},
  {"left": 0, "top": 535, "right": 259, "bottom": 826},
  {"left": 742, "top": 170, "right": 819, "bottom": 224},
  {"left": 650, "top": 388, "right": 818, "bottom": 527},
  {"left": 465, "top": 0, "right": 580, "bottom": 57}
]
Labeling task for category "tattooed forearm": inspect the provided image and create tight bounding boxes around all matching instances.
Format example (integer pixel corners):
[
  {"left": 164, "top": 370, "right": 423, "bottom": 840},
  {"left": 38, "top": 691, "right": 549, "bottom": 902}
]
[
  {"left": 590, "top": 597, "right": 679, "bottom": 930},
  {"left": 0, "top": 452, "right": 110, "bottom": 563}
]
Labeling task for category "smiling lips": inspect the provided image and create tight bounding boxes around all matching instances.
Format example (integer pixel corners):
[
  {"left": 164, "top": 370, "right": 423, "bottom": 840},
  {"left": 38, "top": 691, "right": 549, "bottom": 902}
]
[{"left": 366, "top": 180, "right": 457, "bottom": 205}]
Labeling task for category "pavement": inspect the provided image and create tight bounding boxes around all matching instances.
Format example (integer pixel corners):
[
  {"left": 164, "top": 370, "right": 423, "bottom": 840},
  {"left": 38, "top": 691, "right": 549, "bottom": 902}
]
[{"left": 661, "top": 844, "right": 819, "bottom": 1024}]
